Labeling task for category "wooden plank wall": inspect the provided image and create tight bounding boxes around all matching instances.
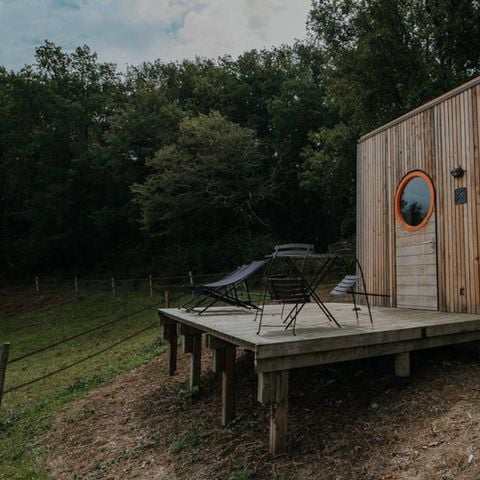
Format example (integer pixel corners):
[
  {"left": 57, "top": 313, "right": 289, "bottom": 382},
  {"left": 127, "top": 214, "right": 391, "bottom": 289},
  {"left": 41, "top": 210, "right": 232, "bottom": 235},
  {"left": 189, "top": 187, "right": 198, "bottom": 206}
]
[
  {"left": 396, "top": 218, "right": 438, "bottom": 309},
  {"left": 357, "top": 85, "right": 480, "bottom": 314},
  {"left": 357, "top": 131, "right": 391, "bottom": 307}
]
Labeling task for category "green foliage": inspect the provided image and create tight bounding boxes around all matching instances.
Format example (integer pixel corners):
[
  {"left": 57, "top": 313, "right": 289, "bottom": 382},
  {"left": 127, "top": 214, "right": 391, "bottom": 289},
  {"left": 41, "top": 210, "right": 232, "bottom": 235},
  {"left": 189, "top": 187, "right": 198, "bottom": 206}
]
[
  {"left": 228, "top": 466, "right": 255, "bottom": 480},
  {"left": 3, "top": 3, "right": 480, "bottom": 279},
  {"left": 0, "top": 42, "right": 123, "bottom": 276},
  {"left": 0, "top": 288, "right": 168, "bottom": 478},
  {"left": 302, "top": 0, "right": 480, "bottom": 245},
  {"left": 132, "top": 111, "right": 275, "bottom": 271},
  {"left": 308, "top": 0, "right": 480, "bottom": 132},
  {"left": 168, "top": 424, "right": 205, "bottom": 454},
  {"left": 301, "top": 123, "right": 358, "bottom": 243}
]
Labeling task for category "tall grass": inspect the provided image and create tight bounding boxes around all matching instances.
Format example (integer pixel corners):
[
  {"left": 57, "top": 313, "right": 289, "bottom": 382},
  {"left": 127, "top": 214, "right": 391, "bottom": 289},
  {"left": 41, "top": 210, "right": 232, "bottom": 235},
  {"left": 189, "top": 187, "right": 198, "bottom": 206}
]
[{"left": 0, "top": 286, "right": 185, "bottom": 479}]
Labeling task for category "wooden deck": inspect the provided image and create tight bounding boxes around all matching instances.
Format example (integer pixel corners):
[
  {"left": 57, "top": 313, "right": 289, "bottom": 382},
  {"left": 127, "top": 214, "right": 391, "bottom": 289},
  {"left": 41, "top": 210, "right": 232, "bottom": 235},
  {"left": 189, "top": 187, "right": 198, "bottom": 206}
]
[{"left": 158, "top": 303, "right": 480, "bottom": 455}]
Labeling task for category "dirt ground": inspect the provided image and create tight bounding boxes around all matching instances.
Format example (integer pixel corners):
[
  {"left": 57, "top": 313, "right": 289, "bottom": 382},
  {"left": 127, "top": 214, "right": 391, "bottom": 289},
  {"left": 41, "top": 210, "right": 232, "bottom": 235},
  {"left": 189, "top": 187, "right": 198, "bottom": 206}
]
[
  {"left": 41, "top": 344, "right": 480, "bottom": 480},
  {"left": 0, "top": 290, "right": 75, "bottom": 317}
]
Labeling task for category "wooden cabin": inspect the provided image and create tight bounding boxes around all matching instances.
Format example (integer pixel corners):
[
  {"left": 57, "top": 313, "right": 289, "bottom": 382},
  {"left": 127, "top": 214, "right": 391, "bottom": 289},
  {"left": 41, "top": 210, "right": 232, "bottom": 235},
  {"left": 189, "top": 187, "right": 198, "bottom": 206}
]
[
  {"left": 357, "top": 76, "right": 480, "bottom": 314},
  {"left": 159, "top": 76, "right": 480, "bottom": 457}
]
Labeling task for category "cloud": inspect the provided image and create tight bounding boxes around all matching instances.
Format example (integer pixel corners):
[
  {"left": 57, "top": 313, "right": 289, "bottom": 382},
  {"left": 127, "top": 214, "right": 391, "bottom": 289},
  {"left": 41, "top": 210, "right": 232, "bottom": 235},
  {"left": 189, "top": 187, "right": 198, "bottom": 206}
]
[
  {"left": 0, "top": 0, "right": 311, "bottom": 71},
  {"left": 118, "top": 0, "right": 195, "bottom": 25},
  {"left": 171, "top": 0, "right": 311, "bottom": 59}
]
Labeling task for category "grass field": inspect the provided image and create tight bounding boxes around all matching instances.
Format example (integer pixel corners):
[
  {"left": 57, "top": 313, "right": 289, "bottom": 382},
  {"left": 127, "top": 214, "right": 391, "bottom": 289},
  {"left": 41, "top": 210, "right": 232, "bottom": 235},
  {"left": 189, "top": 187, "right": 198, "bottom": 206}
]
[{"left": 0, "top": 283, "right": 183, "bottom": 479}]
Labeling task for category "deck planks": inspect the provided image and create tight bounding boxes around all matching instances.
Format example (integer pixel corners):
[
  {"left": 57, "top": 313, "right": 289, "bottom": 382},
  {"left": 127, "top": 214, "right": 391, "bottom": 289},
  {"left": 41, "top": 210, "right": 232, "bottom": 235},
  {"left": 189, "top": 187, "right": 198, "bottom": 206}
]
[
  {"left": 159, "top": 303, "right": 480, "bottom": 365},
  {"left": 159, "top": 302, "right": 480, "bottom": 456}
]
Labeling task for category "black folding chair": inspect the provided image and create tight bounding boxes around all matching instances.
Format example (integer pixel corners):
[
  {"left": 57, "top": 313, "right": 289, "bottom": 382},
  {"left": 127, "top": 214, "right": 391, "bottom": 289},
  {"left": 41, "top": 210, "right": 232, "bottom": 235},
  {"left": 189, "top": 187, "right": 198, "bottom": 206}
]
[
  {"left": 180, "top": 259, "right": 267, "bottom": 314},
  {"left": 256, "top": 244, "right": 341, "bottom": 335}
]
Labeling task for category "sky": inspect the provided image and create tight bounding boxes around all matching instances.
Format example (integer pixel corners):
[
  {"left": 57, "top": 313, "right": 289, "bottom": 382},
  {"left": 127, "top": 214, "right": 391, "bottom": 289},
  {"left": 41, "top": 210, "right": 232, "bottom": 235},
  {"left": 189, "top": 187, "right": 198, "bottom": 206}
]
[{"left": 0, "top": 0, "right": 312, "bottom": 71}]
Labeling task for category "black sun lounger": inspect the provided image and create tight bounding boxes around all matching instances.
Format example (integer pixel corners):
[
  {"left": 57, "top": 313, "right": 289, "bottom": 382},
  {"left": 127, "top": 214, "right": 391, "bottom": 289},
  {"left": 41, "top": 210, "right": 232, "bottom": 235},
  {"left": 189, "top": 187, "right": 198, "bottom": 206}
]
[{"left": 180, "top": 259, "right": 267, "bottom": 314}]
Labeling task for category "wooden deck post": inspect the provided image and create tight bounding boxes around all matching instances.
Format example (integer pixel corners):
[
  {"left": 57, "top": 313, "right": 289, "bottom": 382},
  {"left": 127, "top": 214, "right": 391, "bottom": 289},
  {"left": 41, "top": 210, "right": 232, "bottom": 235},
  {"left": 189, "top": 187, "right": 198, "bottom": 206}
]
[
  {"left": 270, "top": 370, "right": 289, "bottom": 456},
  {"left": 212, "top": 348, "right": 225, "bottom": 374},
  {"left": 205, "top": 335, "right": 237, "bottom": 425},
  {"left": 206, "top": 335, "right": 227, "bottom": 375},
  {"left": 221, "top": 344, "right": 236, "bottom": 426},
  {"left": 257, "top": 369, "right": 289, "bottom": 455},
  {"left": 394, "top": 351, "right": 410, "bottom": 377},
  {"left": 183, "top": 334, "right": 193, "bottom": 353},
  {"left": 159, "top": 313, "right": 177, "bottom": 375},
  {"left": 190, "top": 333, "right": 202, "bottom": 391},
  {"left": 167, "top": 325, "right": 178, "bottom": 376}
]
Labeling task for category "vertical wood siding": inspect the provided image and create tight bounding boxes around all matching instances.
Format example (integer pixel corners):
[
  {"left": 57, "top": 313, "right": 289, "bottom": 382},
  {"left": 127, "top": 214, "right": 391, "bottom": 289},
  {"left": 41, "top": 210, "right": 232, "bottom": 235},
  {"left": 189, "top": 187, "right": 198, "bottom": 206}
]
[{"left": 357, "top": 84, "right": 480, "bottom": 313}]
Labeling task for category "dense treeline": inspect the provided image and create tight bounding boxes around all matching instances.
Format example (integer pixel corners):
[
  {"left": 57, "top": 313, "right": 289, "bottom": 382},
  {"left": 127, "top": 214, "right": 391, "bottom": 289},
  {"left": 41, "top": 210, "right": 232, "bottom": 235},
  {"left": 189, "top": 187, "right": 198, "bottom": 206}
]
[{"left": 2, "top": 0, "right": 480, "bottom": 279}]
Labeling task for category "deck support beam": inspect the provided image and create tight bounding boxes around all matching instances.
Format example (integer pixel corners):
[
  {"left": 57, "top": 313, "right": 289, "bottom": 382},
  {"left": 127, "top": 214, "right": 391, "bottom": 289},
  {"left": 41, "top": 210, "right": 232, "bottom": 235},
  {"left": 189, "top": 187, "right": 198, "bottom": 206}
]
[
  {"left": 221, "top": 344, "right": 237, "bottom": 426},
  {"left": 212, "top": 348, "right": 226, "bottom": 375},
  {"left": 206, "top": 335, "right": 237, "bottom": 425},
  {"left": 183, "top": 334, "right": 193, "bottom": 354},
  {"left": 159, "top": 314, "right": 177, "bottom": 375},
  {"left": 189, "top": 333, "right": 202, "bottom": 391},
  {"left": 394, "top": 351, "right": 410, "bottom": 377},
  {"left": 258, "top": 370, "right": 289, "bottom": 456},
  {"left": 159, "top": 305, "right": 480, "bottom": 456},
  {"left": 167, "top": 326, "right": 178, "bottom": 375},
  {"left": 269, "top": 370, "right": 289, "bottom": 456}
]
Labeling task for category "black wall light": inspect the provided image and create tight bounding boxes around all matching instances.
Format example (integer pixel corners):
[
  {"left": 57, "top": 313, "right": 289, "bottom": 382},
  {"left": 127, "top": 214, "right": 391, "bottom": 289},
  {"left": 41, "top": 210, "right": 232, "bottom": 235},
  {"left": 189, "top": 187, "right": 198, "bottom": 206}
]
[{"left": 450, "top": 166, "right": 465, "bottom": 178}]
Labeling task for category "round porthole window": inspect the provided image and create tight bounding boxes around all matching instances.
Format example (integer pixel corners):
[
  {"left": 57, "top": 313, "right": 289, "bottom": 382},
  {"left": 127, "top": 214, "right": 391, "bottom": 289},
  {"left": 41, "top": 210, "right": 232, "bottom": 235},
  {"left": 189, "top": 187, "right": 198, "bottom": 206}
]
[{"left": 394, "top": 171, "right": 435, "bottom": 232}]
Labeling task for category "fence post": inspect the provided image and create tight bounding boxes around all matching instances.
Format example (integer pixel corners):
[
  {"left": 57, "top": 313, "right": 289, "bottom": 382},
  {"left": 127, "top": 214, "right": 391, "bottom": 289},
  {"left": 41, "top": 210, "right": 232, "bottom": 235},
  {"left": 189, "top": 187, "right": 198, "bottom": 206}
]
[
  {"left": 165, "top": 290, "right": 170, "bottom": 308},
  {"left": 149, "top": 274, "right": 153, "bottom": 299},
  {"left": 189, "top": 271, "right": 194, "bottom": 297},
  {"left": 35, "top": 276, "right": 39, "bottom": 295},
  {"left": 111, "top": 277, "right": 116, "bottom": 298},
  {"left": 0, "top": 343, "right": 10, "bottom": 406},
  {"left": 74, "top": 276, "right": 78, "bottom": 295}
]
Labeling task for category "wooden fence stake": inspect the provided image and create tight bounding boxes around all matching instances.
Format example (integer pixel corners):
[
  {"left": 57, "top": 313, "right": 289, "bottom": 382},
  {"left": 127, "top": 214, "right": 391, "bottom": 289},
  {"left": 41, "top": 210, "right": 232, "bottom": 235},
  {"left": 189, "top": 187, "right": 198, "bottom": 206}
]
[
  {"left": 165, "top": 290, "right": 170, "bottom": 308},
  {"left": 74, "top": 276, "right": 78, "bottom": 295},
  {"left": 189, "top": 271, "right": 194, "bottom": 297},
  {"left": 35, "top": 276, "right": 39, "bottom": 295},
  {"left": 149, "top": 274, "right": 153, "bottom": 299},
  {"left": 111, "top": 277, "right": 116, "bottom": 298},
  {"left": 0, "top": 343, "right": 10, "bottom": 406}
]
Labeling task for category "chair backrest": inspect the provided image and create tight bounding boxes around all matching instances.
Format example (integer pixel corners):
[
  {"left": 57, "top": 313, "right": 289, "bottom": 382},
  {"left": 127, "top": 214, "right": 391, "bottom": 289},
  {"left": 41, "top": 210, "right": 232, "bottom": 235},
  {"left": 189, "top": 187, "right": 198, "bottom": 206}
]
[
  {"left": 328, "top": 240, "right": 354, "bottom": 255},
  {"left": 330, "top": 275, "right": 361, "bottom": 296},
  {"left": 202, "top": 259, "right": 267, "bottom": 289},
  {"left": 268, "top": 277, "right": 310, "bottom": 304},
  {"left": 272, "top": 243, "right": 314, "bottom": 259}
]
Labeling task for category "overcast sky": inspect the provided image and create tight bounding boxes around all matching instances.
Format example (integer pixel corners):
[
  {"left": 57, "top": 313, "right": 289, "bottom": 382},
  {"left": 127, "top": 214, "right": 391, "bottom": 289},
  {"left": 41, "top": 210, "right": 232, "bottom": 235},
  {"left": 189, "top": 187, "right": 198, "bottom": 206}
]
[{"left": 0, "top": 0, "right": 312, "bottom": 71}]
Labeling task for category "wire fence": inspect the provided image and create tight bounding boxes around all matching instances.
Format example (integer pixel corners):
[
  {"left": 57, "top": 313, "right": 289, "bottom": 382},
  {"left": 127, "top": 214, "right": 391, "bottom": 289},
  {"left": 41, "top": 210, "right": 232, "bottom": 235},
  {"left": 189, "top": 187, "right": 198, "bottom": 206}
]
[
  {"left": 3, "top": 323, "right": 156, "bottom": 395},
  {"left": 8, "top": 304, "right": 156, "bottom": 365},
  {"left": 0, "top": 266, "right": 349, "bottom": 406},
  {"left": 0, "top": 272, "right": 227, "bottom": 406},
  {"left": 1, "top": 272, "right": 227, "bottom": 296}
]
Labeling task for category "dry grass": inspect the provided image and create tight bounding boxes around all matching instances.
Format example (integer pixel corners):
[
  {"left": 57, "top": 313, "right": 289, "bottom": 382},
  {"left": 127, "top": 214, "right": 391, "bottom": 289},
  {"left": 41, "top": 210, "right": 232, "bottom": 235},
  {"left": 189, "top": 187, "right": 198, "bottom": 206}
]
[{"left": 42, "top": 344, "right": 480, "bottom": 480}]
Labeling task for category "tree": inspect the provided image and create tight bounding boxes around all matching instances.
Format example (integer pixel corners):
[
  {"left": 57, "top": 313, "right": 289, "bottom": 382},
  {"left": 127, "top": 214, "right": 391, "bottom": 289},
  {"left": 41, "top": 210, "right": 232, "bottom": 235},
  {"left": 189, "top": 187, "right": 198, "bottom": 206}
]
[
  {"left": 308, "top": 0, "right": 480, "bottom": 132},
  {"left": 303, "top": 0, "right": 480, "bottom": 246},
  {"left": 132, "top": 112, "right": 275, "bottom": 272},
  {"left": 129, "top": 47, "right": 335, "bottom": 246},
  {"left": 0, "top": 42, "right": 124, "bottom": 276}
]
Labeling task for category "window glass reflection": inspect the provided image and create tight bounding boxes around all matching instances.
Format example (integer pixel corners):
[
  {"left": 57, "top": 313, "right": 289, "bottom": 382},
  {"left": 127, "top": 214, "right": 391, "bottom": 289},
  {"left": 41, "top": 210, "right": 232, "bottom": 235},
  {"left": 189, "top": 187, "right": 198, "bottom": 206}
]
[{"left": 400, "top": 177, "right": 431, "bottom": 226}]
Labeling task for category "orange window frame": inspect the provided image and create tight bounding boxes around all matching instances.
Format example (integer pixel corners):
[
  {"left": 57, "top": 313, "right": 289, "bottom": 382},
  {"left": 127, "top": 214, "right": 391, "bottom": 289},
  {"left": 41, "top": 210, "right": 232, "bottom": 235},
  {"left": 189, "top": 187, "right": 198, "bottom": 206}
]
[{"left": 394, "top": 171, "right": 435, "bottom": 232}]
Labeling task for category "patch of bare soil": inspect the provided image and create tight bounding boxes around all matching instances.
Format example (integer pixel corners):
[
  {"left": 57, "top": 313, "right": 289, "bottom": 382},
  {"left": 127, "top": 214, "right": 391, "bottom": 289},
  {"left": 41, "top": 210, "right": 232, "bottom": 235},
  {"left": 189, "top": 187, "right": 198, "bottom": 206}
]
[
  {"left": 0, "top": 290, "right": 75, "bottom": 317},
  {"left": 42, "top": 346, "right": 480, "bottom": 480}
]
